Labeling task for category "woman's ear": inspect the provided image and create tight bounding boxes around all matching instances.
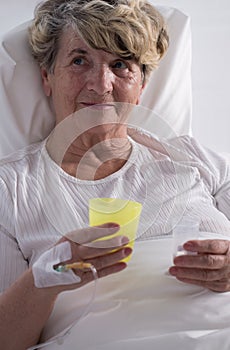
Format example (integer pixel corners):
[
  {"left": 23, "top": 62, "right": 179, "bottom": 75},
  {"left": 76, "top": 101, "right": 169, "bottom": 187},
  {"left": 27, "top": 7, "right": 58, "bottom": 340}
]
[
  {"left": 136, "top": 82, "right": 146, "bottom": 105},
  {"left": 40, "top": 68, "right": 52, "bottom": 96}
]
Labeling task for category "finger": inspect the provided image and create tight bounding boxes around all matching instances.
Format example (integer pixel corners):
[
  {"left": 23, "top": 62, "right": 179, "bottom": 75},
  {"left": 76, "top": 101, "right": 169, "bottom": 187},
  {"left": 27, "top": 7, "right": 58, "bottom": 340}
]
[
  {"left": 183, "top": 239, "right": 230, "bottom": 255},
  {"left": 95, "top": 261, "right": 127, "bottom": 278},
  {"left": 65, "top": 223, "right": 120, "bottom": 244},
  {"left": 63, "top": 248, "right": 130, "bottom": 288},
  {"left": 175, "top": 277, "right": 230, "bottom": 293},
  {"left": 169, "top": 266, "right": 229, "bottom": 281},
  {"left": 86, "top": 247, "right": 132, "bottom": 270},
  {"left": 76, "top": 236, "right": 129, "bottom": 259},
  {"left": 80, "top": 261, "right": 127, "bottom": 285},
  {"left": 84, "top": 235, "right": 129, "bottom": 249},
  {"left": 173, "top": 253, "right": 228, "bottom": 269}
]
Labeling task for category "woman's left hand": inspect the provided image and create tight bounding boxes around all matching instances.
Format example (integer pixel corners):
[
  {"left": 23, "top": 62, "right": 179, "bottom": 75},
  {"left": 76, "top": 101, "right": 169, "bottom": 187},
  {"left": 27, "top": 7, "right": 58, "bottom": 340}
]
[{"left": 169, "top": 239, "right": 230, "bottom": 292}]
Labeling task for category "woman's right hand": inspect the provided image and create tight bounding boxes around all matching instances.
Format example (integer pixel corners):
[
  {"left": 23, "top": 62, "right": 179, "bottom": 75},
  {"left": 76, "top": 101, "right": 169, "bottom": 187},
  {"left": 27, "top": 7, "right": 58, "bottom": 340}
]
[
  {"left": 58, "top": 222, "right": 131, "bottom": 290},
  {"left": 32, "top": 223, "right": 131, "bottom": 291}
]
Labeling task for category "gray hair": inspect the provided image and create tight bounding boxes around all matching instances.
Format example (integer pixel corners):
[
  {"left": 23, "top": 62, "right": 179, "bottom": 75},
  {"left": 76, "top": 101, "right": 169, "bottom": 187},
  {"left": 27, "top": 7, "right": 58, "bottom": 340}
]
[{"left": 28, "top": 0, "right": 169, "bottom": 80}]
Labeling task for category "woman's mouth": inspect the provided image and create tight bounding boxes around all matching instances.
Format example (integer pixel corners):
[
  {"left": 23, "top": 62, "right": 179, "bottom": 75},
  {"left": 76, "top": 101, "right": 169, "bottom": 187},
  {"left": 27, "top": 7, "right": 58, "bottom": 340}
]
[{"left": 80, "top": 103, "right": 115, "bottom": 110}]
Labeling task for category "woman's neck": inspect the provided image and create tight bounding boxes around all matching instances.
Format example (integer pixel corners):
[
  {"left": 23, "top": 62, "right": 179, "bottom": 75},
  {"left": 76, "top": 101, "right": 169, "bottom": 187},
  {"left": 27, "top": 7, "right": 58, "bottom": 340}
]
[
  {"left": 61, "top": 136, "right": 132, "bottom": 180},
  {"left": 46, "top": 126, "right": 132, "bottom": 180}
]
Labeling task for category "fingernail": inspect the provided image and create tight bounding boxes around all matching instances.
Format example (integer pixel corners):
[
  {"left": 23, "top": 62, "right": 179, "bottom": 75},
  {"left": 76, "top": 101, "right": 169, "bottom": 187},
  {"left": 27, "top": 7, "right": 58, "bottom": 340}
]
[
  {"left": 184, "top": 241, "right": 196, "bottom": 250},
  {"left": 169, "top": 267, "right": 177, "bottom": 276},
  {"left": 124, "top": 247, "right": 132, "bottom": 256},
  {"left": 121, "top": 236, "right": 129, "bottom": 245}
]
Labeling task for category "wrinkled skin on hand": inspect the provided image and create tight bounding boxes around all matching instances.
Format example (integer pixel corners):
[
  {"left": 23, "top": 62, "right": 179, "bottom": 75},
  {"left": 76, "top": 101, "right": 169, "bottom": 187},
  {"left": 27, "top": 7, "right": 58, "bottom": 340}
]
[
  {"left": 169, "top": 239, "right": 230, "bottom": 292},
  {"left": 56, "top": 222, "right": 132, "bottom": 290}
]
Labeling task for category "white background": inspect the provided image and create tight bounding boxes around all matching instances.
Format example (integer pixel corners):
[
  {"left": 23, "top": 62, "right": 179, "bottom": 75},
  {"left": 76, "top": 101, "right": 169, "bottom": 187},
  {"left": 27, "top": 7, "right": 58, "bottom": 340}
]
[
  {"left": 0, "top": 0, "right": 230, "bottom": 153},
  {"left": 155, "top": 0, "right": 230, "bottom": 154}
]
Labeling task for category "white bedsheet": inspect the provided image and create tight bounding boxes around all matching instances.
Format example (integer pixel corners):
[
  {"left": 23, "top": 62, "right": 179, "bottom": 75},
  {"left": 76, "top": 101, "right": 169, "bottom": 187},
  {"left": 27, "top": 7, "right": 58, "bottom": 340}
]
[{"left": 40, "top": 234, "right": 230, "bottom": 350}]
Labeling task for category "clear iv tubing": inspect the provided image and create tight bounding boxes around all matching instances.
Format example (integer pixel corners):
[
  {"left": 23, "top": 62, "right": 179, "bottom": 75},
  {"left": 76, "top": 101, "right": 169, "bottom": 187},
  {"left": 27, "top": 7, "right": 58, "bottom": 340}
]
[{"left": 27, "top": 264, "right": 98, "bottom": 350}]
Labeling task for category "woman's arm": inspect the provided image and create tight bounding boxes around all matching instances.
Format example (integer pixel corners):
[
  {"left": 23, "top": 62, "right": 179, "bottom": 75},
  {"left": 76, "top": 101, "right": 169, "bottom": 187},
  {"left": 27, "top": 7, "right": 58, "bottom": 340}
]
[
  {"left": 0, "top": 227, "right": 61, "bottom": 349},
  {"left": 0, "top": 268, "right": 59, "bottom": 350},
  {"left": 0, "top": 223, "right": 131, "bottom": 350}
]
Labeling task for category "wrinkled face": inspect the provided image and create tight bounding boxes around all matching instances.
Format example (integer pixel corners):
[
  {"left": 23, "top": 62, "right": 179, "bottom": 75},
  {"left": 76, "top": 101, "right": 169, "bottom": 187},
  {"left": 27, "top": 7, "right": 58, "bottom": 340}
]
[{"left": 41, "top": 29, "right": 144, "bottom": 124}]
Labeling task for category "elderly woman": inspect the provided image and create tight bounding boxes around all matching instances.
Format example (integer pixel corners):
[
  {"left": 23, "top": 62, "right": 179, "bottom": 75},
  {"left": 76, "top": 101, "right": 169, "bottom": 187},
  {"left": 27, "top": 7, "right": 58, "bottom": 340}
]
[{"left": 0, "top": 0, "right": 230, "bottom": 349}]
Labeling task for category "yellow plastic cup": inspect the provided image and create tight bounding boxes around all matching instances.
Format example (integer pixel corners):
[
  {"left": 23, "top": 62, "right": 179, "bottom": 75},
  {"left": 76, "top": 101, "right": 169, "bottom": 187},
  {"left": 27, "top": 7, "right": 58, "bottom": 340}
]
[{"left": 89, "top": 198, "right": 142, "bottom": 262}]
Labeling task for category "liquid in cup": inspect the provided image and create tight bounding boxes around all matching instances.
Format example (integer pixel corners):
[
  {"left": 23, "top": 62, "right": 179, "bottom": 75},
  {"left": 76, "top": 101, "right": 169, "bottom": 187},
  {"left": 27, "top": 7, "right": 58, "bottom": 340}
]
[{"left": 89, "top": 198, "right": 143, "bottom": 262}]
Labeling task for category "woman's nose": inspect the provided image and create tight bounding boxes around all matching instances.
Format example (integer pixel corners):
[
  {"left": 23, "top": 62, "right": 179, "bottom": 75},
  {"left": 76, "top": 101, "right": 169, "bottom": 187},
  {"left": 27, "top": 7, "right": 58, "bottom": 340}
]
[{"left": 86, "top": 64, "right": 114, "bottom": 95}]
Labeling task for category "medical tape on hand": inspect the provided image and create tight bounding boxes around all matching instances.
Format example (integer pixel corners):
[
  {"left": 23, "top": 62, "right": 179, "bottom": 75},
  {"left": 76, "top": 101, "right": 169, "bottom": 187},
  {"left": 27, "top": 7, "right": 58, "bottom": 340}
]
[{"left": 32, "top": 241, "right": 81, "bottom": 288}]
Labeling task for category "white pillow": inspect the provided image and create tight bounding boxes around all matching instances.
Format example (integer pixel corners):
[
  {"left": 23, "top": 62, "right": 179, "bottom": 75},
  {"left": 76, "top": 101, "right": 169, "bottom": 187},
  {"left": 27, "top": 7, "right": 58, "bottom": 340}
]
[{"left": 0, "top": 5, "right": 192, "bottom": 158}]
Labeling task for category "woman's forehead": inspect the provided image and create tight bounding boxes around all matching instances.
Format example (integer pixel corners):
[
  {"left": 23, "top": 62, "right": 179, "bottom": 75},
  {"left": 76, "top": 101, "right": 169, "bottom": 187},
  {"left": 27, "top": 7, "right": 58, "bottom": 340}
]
[{"left": 59, "top": 29, "right": 89, "bottom": 53}]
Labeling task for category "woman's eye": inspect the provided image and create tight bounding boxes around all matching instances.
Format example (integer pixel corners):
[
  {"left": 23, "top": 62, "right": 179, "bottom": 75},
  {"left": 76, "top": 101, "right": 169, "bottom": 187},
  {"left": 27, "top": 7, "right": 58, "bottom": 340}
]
[
  {"left": 73, "top": 57, "right": 85, "bottom": 65},
  {"left": 113, "top": 61, "right": 128, "bottom": 69}
]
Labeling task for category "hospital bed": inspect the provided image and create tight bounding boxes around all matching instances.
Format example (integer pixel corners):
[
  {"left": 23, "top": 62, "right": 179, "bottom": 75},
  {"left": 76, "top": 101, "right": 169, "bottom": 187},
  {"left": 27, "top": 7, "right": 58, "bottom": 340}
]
[{"left": 0, "top": 1, "right": 230, "bottom": 350}]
